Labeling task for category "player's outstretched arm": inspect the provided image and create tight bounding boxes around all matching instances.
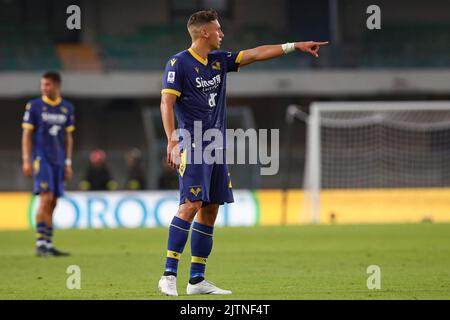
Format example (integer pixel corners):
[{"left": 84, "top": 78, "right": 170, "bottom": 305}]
[
  {"left": 22, "top": 128, "right": 33, "bottom": 177},
  {"left": 161, "top": 93, "right": 181, "bottom": 169},
  {"left": 238, "top": 41, "right": 329, "bottom": 67}
]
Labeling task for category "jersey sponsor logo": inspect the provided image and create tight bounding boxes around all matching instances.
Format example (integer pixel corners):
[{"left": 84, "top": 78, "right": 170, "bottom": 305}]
[
  {"left": 170, "top": 58, "right": 177, "bottom": 66},
  {"left": 42, "top": 112, "right": 67, "bottom": 125},
  {"left": 195, "top": 74, "right": 221, "bottom": 91},
  {"left": 167, "top": 71, "right": 175, "bottom": 84},
  {"left": 189, "top": 186, "right": 202, "bottom": 197}
]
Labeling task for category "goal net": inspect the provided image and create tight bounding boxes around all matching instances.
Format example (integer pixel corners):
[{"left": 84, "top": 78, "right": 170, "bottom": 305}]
[{"left": 303, "top": 101, "right": 450, "bottom": 224}]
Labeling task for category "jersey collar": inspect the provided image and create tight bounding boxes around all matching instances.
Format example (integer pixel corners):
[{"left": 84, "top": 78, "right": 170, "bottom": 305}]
[
  {"left": 42, "top": 95, "right": 62, "bottom": 107},
  {"left": 188, "top": 48, "right": 208, "bottom": 66}
]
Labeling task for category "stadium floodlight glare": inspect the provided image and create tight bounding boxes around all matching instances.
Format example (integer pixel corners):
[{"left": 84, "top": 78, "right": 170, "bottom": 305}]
[{"left": 303, "top": 101, "right": 450, "bottom": 224}]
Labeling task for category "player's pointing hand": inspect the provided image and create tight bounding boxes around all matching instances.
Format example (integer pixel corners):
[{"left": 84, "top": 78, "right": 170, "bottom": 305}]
[{"left": 296, "top": 41, "right": 329, "bottom": 58}]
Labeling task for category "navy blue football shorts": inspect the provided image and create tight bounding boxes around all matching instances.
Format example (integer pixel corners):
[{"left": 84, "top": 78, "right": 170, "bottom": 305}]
[
  {"left": 32, "top": 156, "right": 65, "bottom": 198},
  {"left": 177, "top": 147, "right": 234, "bottom": 206}
]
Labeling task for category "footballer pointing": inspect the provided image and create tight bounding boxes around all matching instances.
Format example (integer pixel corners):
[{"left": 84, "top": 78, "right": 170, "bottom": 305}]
[
  {"left": 159, "top": 9, "right": 327, "bottom": 295},
  {"left": 22, "top": 72, "right": 75, "bottom": 257}
]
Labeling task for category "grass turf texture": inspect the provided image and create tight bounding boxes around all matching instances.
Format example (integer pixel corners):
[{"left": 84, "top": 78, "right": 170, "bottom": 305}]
[{"left": 0, "top": 224, "right": 449, "bottom": 300}]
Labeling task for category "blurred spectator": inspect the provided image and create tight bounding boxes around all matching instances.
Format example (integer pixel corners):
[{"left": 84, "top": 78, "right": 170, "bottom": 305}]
[
  {"left": 79, "top": 149, "right": 118, "bottom": 191},
  {"left": 125, "top": 148, "right": 147, "bottom": 190},
  {"left": 158, "top": 157, "right": 179, "bottom": 190}
]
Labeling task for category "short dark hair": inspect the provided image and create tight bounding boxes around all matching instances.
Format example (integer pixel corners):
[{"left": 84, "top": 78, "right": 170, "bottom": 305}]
[
  {"left": 187, "top": 9, "right": 219, "bottom": 29},
  {"left": 42, "top": 71, "right": 61, "bottom": 85}
]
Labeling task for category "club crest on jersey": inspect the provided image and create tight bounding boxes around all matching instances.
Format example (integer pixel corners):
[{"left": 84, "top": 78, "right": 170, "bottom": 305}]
[
  {"left": 60, "top": 106, "right": 68, "bottom": 114},
  {"left": 170, "top": 58, "right": 177, "bottom": 67},
  {"left": 190, "top": 186, "right": 202, "bottom": 196},
  {"left": 194, "top": 67, "right": 199, "bottom": 74},
  {"left": 211, "top": 60, "right": 221, "bottom": 70}
]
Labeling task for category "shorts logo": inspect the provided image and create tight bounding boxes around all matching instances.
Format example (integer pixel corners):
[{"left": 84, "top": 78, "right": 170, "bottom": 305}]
[
  {"left": 167, "top": 71, "right": 175, "bottom": 84},
  {"left": 170, "top": 58, "right": 177, "bottom": 67},
  {"left": 40, "top": 182, "right": 48, "bottom": 190},
  {"left": 178, "top": 149, "right": 187, "bottom": 177},
  {"left": 33, "top": 159, "right": 40, "bottom": 174},
  {"left": 190, "top": 186, "right": 201, "bottom": 197}
]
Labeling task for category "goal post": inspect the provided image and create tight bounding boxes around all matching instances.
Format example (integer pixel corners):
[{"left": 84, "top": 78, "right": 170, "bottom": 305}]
[{"left": 303, "top": 101, "right": 450, "bottom": 224}]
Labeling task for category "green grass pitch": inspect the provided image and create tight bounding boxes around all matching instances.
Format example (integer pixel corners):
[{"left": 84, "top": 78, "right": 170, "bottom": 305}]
[{"left": 0, "top": 224, "right": 449, "bottom": 300}]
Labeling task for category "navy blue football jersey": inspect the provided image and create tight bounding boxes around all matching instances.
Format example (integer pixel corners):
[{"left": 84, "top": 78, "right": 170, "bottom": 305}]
[
  {"left": 162, "top": 48, "right": 243, "bottom": 149},
  {"left": 22, "top": 96, "right": 75, "bottom": 166}
]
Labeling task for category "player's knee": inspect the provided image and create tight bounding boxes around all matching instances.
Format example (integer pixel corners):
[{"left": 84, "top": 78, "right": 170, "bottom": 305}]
[
  {"left": 177, "top": 200, "right": 202, "bottom": 220},
  {"left": 51, "top": 197, "right": 58, "bottom": 208},
  {"left": 197, "top": 206, "right": 219, "bottom": 226},
  {"left": 40, "top": 193, "right": 55, "bottom": 210}
]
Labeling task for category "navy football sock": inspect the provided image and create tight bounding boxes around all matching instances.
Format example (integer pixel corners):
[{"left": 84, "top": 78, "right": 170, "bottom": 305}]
[
  {"left": 164, "top": 216, "right": 191, "bottom": 276},
  {"left": 36, "top": 222, "right": 47, "bottom": 247},
  {"left": 190, "top": 221, "right": 214, "bottom": 281},
  {"left": 45, "top": 225, "right": 53, "bottom": 249}
]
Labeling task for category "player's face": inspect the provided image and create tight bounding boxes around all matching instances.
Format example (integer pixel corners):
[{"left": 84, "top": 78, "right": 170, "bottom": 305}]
[
  {"left": 40, "top": 78, "right": 60, "bottom": 99},
  {"left": 206, "top": 20, "right": 224, "bottom": 50}
]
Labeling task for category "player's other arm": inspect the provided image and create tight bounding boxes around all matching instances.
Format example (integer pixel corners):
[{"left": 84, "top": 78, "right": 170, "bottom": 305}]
[
  {"left": 65, "top": 131, "right": 73, "bottom": 181},
  {"left": 160, "top": 93, "right": 180, "bottom": 169},
  {"left": 238, "top": 41, "right": 329, "bottom": 67},
  {"left": 22, "top": 128, "right": 33, "bottom": 177}
]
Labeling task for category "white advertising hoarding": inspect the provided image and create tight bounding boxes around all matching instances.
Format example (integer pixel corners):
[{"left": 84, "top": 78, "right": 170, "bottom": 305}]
[{"left": 29, "top": 190, "right": 258, "bottom": 229}]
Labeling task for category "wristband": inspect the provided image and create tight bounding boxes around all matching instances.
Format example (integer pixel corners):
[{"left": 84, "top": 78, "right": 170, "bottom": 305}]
[
  {"left": 281, "top": 42, "right": 295, "bottom": 54},
  {"left": 65, "top": 159, "right": 72, "bottom": 166}
]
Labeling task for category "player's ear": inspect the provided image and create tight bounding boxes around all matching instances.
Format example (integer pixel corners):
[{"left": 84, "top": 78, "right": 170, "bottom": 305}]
[{"left": 200, "top": 26, "right": 209, "bottom": 39}]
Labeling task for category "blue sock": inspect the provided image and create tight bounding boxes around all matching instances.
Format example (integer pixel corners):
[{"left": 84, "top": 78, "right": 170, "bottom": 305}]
[
  {"left": 36, "top": 222, "right": 47, "bottom": 247},
  {"left": 45, "top": 225, "right": 53, "bottom": 249},
  {"left": 190, "top": 222, "right": 214, "bottom": 282},
  {"left": 164, "top": 216, "right": 191, "bottom": 276}
]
